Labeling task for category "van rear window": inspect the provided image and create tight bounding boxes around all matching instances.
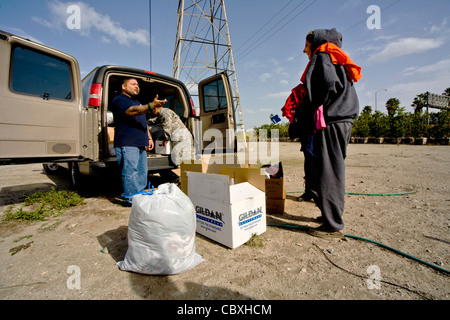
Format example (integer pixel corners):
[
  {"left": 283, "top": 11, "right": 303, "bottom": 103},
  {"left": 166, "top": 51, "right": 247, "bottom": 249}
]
[
  {"left": 10, "top": 45, "right": 73, "bottom": 100},
  {"left": 202, "top": 77, "right": 228, "bottom": 112}
]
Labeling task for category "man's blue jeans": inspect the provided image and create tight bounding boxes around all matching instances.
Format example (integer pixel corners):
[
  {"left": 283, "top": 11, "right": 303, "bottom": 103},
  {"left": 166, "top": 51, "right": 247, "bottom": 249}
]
[{"left": 115, "top": 146, "right": 148, "bottom": 203}]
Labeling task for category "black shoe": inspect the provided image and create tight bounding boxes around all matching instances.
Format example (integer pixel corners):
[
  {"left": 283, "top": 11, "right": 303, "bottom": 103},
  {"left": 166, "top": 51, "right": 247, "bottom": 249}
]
[
  {"left": 297, "top": 192, "right": 313, "bottom": 202},
  {"left": 308, "top": 225, "right": 344, "bottom": 239}
]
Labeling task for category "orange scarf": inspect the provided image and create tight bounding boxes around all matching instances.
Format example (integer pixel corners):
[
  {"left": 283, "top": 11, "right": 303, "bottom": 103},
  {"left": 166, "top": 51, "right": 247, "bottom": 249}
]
[
  {"left": 282, "top": 44, "right": 362, "bottom": 123},
  {"left": 301, "top": 42, "right": 362, "bottom": 83}
]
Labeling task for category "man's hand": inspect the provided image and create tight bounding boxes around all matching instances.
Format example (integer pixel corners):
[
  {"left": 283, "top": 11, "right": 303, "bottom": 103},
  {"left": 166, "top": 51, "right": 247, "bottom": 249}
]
[
  {"left": 152, "top": 94, "right": 167, "bottom": 108},
  {"left": 147, "top": 139, "right": 154, "bottom": 151}
]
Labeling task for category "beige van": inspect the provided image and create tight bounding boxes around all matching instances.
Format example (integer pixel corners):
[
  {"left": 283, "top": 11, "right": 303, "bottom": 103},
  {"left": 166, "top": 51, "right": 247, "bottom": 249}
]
[{"left": 0, "top": 30, "right": 237, "bottom": 190}]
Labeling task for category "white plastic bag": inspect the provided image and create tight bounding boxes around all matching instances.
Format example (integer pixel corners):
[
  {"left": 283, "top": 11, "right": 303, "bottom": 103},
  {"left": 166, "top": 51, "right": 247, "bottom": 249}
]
[{"left": 117, "top": 183, "right": 203, "bottom": 275}]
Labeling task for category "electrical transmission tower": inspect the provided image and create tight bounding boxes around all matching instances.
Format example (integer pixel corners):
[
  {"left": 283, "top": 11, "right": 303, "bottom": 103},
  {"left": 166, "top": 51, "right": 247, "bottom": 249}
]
[{"left": 173, "top": 0, "right": 245, "bottom": 136}]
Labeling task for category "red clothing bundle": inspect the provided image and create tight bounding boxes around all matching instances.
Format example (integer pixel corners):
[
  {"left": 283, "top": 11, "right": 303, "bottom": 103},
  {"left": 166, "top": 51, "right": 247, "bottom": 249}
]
[
  {"left": 281, "top": 42, "right": 362, "bottom": 123},
  {"left": 281, "top": 83, "right": 307, "bottom": 123}
]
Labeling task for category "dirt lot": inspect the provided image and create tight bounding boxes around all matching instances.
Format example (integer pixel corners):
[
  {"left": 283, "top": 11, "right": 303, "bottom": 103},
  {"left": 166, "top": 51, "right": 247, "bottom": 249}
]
[{"left": 0, "top": 142, "right": 449, "bottom": 301}]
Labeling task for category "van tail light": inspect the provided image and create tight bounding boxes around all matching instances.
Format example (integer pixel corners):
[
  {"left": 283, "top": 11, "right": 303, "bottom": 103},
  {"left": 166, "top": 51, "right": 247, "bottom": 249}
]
[
  {"left": 189, "top": 97, "right": 196, "bottom": 116},
  {"left": 88, "top": 83, "right": 102, "bottom": 107}
]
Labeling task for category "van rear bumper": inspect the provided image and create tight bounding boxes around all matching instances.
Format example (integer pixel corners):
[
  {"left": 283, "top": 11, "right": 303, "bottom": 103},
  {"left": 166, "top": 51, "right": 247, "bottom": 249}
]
[{"left": 86, "top": 154, "right": 176, "bottom": 177}]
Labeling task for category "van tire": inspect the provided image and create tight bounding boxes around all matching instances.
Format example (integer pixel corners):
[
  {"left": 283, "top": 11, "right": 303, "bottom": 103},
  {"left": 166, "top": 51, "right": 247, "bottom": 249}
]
[
  {"left": 43, "top": 163, "right": 64, "bottom": 175},
  {"left": 69, "top": 162, "right": 85, "bottom": 191}
]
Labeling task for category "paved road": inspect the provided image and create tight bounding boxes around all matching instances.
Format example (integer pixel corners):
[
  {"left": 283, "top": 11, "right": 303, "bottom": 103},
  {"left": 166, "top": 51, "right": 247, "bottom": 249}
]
[{"left": 0, "top": 163, "right": 70, "bottom": 205}]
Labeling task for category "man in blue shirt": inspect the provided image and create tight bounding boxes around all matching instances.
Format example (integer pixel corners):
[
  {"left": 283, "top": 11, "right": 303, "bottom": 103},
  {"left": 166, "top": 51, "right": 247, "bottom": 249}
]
[{"left": 110, "top": 78, "right": 167, "bottom": 204}]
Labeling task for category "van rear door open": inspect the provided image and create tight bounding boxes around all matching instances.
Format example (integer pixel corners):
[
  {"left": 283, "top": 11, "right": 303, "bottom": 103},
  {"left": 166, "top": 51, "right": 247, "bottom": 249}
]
[
  {"left": 0, "top": 31, "right": 93, "bottom": 164},
  {"left": 198, "top": 72, "right": 236, "bottom": 154}
]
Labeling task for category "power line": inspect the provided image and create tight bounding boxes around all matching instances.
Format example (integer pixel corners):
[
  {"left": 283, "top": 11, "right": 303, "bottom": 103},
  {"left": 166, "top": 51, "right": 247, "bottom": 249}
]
[
  {"left": 234, "top": 0, "right": 308, "bottom": 60},
  {"left": 233, "top": 0, "right": 296, "bottom": 54},
  {"left": 149, "top": 0, "right": 152, "bottom": 70},
  {"left": 234, "top": 0, "right": 318, "bottom": 63}
]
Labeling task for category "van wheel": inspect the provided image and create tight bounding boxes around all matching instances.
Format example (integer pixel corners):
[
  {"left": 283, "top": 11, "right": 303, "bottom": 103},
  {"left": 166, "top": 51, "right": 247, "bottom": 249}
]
[
  {"left": 43, "top": 163, "right": 63, "bottom": 175},
  {"left": 68, "top": 162, "right": 84, "bottom": 191}
]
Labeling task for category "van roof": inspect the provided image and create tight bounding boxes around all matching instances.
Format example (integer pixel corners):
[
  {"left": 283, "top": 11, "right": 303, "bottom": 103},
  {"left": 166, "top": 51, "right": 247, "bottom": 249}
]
[
  {"left": 1, "top": 29, "right": 79, "bottom": 63},
  {"left": 88, "top": 65, "right": 186, "bottom": 87}
]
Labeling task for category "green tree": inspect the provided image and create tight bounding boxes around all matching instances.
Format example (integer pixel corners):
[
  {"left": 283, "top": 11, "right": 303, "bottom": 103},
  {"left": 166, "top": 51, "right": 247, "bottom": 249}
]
[
  {"left": 411, "top": 93, "right": 427, "bottom": 114},
  {"left": 386, "top": 98, "right": 400, "bottom": 116},
  {"left": 429, "top": 110, "right": 450, "bottom": 139},
  {"left": 385, "top": 98, "right": 407, "bottom": 138},
  {"left": 409, "top": 109, "right": 429, "bottom": 137},
  {"left": 369, "top": 110, "right": 388, "bottom": 137},
  {"left": 352, "top": 106, "right": 371, "bottom": 137},
  {"left": 253, "top": 114, "right": 289, "bottom": 138}
]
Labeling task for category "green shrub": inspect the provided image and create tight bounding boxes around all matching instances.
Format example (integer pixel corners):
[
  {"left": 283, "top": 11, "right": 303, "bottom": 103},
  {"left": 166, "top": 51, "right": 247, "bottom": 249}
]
[{"left": 2, "top": 188, "right": 84, "bottom": 221}]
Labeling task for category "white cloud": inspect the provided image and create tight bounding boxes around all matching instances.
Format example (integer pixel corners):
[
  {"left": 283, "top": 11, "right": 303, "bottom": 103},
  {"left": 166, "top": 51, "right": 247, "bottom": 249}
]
[
  {"left": 367, "top": 37, "right": 443, "bottom": 63},
  {"left": 269, "top": 58, "right": 280, "bottom": 66},
  {"left": 389, "top": 79, "right": 448, "bottom": 103},
  {"left": 244, "top": 59, "right": 261, "bottom": 68},
  {"left": 286, "top": 56, "right": 296, "bottom": 63},
  {"left": 33, "top": 0, "right": 149, "bottom": 46},
  {"left": 430, "top": 17, "right": 448, "bottom": 33},
  {"left": 264, "top": 91, "right": 290, "bottom": 99},
  {"left": 338, "top": 0, "right": 363, "bottom": 11},
  {"left": 259, "top": 72, "right": 272, "bottom": 82},
  {"left": 382, "top": 65, "right": 448, "bottom": 109},
  {"left": 402, "top": 59, "right": 450, "bottom": 77}
]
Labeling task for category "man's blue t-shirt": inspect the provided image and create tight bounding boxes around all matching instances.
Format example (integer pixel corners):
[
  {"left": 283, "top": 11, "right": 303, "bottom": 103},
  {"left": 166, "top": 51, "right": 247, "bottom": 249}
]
[{"left": 110, "top": 94, "right": 148, "bottom": 147}]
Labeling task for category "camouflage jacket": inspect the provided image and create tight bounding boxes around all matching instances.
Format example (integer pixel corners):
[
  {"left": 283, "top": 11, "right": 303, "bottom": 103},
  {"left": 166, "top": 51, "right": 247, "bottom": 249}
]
[{"left": 147, "top": 108, "right": 186, "bottom": 140}]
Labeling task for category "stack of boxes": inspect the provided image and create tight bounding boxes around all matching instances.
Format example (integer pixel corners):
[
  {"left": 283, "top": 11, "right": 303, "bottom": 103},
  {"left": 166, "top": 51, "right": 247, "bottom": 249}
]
[{"left": 264, "top": 162, "right": 285, "bottom": 214}]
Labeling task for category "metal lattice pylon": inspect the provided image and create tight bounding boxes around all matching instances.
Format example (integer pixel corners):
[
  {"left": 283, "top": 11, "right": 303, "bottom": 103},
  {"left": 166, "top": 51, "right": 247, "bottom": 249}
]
[{"left": 173, "top": 0, "right": 245, "bottom": 136}]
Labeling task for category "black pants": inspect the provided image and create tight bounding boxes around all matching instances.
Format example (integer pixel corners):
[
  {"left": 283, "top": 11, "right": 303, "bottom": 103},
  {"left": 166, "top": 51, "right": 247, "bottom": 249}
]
[{"left": 306, "top": 122, "right": 352, "bottom": 231}]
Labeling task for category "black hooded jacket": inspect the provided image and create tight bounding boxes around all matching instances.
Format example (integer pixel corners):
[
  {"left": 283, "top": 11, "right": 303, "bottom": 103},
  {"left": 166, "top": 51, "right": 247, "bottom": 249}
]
[{"left": 303, "top": 28, "right": 360, "bottom": 126}]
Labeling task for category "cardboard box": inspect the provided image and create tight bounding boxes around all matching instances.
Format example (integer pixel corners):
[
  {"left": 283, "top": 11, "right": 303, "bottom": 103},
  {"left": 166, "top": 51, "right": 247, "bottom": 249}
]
[
  {"left": 220, "top": 166, "right": 266, "bottom": 192},
  {"left": 263, "top": 162, "right": 286, "bottom": 214},
  {"left": 265, "top": 179, "right": 286, "bottom": 199},
  {"left": 266, "top": 198, "right": 285, "bottom": 214},
  {"left": 107, "top": 127, "right": 115, "bottom": 156},
  {"left": 188, "top": 171, "right": 266, "bottom": 249},
  {"left": 155, "top": 140, "right": 171, "bottom": 155},
  {"left": 180, "top": 154, "right": 249, "bottom": 195}
]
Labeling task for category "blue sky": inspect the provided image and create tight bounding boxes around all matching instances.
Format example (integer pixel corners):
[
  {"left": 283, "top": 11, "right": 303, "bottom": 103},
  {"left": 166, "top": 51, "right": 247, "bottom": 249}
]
[{"left": 1, "top": 0, "right": 449, "bottom": 129}]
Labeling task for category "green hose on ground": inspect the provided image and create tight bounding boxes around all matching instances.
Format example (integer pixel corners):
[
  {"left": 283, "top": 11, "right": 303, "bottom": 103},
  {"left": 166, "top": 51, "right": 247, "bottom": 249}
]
[
  {"left": 267, "top": 223, "right": 450, "bottom": 275},
  {"left": 280, "top": 189, "right": 450, "bottom": 274},
  {"left": 287, "top": 190, "right": 418, "bottom": 196}
]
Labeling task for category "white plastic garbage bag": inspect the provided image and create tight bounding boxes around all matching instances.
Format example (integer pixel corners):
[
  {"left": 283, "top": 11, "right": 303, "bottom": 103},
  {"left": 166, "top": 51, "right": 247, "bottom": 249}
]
[{"left": 117, "top": 183, "right": 203, "bottom": 275}]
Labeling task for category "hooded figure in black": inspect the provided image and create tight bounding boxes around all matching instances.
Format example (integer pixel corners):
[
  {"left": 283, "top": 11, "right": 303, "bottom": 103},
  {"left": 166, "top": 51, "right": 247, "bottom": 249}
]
[{"left": 298, "top": 28, "right": 362, "bottom": 238}]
